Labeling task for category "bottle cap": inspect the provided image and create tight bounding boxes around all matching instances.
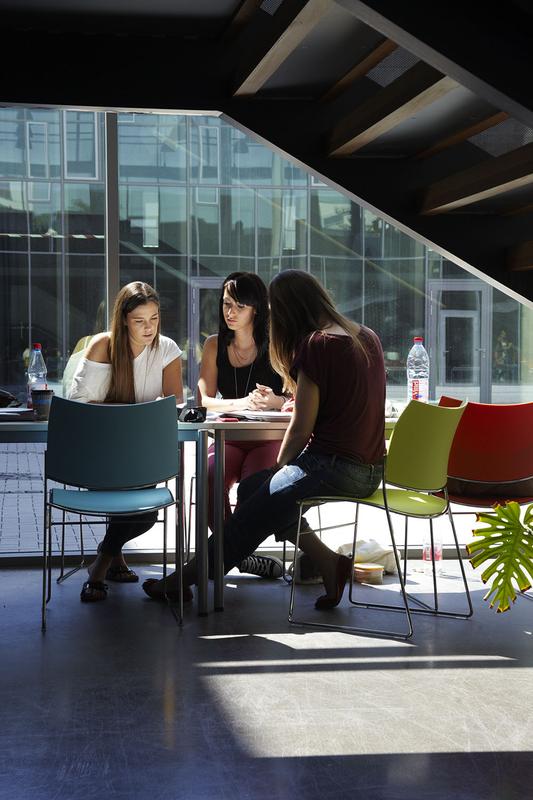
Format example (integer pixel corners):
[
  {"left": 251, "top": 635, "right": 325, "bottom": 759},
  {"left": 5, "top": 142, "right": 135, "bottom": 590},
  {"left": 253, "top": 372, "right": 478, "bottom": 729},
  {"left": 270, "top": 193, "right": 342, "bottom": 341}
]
[
  {"left": 32, "top": 343, "right": 42, "bottom": 349},
  {"left": 413, "top": 336, "right": 423, "bottom": 343}
]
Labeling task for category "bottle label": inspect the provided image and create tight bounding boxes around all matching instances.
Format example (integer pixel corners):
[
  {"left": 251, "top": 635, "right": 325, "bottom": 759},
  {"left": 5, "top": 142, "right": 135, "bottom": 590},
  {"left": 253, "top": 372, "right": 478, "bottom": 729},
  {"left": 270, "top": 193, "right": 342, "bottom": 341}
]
[{"left": 409, "top": 378, "right": 429, "bottom": 402}]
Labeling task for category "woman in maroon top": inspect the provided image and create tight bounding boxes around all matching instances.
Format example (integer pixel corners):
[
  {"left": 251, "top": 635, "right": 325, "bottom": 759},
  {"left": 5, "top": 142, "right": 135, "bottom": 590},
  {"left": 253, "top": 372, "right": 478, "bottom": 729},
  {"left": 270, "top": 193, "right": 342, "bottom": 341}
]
[{"left": 144, "top": 270, "right": 386, "bottom": 609}]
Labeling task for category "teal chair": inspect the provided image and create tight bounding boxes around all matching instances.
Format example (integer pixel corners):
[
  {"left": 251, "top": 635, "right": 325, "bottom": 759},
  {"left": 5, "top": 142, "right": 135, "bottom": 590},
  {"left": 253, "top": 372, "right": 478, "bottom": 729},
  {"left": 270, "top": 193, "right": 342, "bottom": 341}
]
[
  {"left": 288, "top": 400, "right": 471, "bottom": 638},
  {"left": 41, "top": 396, "right": 182, "bottom": 631}
]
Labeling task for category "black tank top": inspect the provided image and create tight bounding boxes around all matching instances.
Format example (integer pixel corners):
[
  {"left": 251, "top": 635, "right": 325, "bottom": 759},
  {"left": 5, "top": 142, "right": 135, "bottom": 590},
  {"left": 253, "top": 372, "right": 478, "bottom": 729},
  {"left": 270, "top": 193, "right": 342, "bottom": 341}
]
[{"left": 216, "top": 341, "right": 284, "bottom": 399}]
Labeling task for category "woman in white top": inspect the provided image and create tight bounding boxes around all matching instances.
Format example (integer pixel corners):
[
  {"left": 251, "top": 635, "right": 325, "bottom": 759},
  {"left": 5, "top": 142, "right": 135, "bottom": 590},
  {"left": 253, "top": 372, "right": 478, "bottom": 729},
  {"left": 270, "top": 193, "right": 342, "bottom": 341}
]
[{"left": 69, "top": 281, "right": 183, "bottom": 602}]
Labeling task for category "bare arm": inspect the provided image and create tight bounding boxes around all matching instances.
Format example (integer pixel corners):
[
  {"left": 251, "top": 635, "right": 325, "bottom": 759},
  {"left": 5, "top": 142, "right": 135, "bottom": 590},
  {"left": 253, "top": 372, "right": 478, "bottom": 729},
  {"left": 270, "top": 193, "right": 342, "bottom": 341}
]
[
  {"left": 276, "top": 370, "right": 319, "bottom": 468},
  {"left": 197, "top": 336, "right": 253, "bottom": 412},
  {"left": 162, "top": 356, "right": 184, "bottom": 404}
]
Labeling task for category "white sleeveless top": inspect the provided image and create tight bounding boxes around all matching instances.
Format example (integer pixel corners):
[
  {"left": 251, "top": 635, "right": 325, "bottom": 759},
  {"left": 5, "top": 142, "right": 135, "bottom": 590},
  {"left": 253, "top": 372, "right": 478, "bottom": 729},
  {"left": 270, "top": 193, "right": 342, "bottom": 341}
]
[{"left": 68, "top": 335, "right": 182, "bottom": 403}]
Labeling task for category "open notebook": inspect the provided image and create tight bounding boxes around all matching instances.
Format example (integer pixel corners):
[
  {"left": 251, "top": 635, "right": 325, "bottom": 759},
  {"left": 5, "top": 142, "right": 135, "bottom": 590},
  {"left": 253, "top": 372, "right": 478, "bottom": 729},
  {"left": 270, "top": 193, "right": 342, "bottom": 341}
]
[{"left": 208, "top": 410, "right": 292, "bottom": 422}]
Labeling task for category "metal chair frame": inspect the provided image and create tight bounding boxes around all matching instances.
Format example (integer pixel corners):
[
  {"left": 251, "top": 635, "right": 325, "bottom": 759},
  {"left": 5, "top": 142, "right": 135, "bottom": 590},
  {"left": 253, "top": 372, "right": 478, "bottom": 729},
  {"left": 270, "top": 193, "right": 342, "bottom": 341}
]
[
  {"left": 288, "top": 400, "right": 471, "bottom": 639},
  {"left": 41, "top": 396, "right": 183, "bottom": 631}
]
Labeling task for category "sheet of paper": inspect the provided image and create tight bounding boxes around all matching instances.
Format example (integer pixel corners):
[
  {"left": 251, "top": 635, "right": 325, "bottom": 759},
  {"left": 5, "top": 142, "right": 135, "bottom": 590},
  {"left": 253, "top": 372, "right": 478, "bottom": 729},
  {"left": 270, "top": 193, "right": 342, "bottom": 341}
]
[{"left": 220, "top": 410, "right": 292, "bottom": 422}]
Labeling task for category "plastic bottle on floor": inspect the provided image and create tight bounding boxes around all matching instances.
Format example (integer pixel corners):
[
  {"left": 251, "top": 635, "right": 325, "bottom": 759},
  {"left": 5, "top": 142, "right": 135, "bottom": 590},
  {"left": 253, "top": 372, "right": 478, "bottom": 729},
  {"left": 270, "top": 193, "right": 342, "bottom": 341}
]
[{"left": 422, "top": 528, "right": 443, "bottom": 576}]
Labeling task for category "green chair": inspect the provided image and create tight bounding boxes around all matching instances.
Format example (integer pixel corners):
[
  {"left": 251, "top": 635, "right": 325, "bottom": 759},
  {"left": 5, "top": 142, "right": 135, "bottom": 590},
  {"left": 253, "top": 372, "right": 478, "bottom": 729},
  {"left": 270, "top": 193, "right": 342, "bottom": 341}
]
[
  {"left": 41, "top": 396, "right": 182, "bottom": 631},
  {"left": 288, "top": 399, "right": 470, "bottom": 638}
]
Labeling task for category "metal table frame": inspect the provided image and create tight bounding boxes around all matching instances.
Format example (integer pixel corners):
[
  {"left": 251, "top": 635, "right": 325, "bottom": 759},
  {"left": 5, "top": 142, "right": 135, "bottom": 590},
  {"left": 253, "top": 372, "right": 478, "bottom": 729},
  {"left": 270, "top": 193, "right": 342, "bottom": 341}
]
[{"left": 177, "top": 419, "right": 289, "bottom": 614}]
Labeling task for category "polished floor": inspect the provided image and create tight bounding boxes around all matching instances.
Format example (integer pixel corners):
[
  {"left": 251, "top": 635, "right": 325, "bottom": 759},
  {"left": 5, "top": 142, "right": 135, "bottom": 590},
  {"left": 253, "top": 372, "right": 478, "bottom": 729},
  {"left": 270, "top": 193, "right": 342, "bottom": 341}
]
[{"left": 1, "top": 562, "right": 532, "bottom": 800}]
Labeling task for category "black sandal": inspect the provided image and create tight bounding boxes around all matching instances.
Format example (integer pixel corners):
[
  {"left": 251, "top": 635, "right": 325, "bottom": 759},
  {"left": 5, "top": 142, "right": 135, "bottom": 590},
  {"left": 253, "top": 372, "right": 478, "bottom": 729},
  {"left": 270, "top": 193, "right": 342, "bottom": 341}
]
[
  {"left": 80, "top": 580, "right": 108, "bottom": 602},
  {"left": 105, "top": 564, "right": 139, "bottom": 583},
  {"left": 96, "top": 542, "right": 138, "bottom": 583}
]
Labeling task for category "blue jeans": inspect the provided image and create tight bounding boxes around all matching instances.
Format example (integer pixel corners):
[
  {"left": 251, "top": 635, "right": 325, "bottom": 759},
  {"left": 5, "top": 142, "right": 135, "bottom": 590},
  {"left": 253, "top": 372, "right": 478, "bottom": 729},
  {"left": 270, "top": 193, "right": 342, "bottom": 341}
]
[{"left": 207, "top": 450, "right": 383, "bottom": 576}]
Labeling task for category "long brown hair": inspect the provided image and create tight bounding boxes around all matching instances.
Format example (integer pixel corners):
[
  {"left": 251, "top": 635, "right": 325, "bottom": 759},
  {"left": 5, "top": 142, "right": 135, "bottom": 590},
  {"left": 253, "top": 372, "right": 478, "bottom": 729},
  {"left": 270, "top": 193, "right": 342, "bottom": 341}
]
[
  {"left": 268, "top": 270, "right": 366, "bottom": 394},
  {"left": 105, "top": 282, "right": 161, "bottom": 403}
]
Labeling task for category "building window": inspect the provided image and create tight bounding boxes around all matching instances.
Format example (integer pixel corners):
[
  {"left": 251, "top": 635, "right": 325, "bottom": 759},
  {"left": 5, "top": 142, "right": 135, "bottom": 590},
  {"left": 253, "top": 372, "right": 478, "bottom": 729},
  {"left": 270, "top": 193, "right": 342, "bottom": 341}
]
[
  {"left": 64, "top": 110, "right": 98, "bottom": 179},
  {"left": 27, "top": 121, "right": 49, "bottom": 179}
]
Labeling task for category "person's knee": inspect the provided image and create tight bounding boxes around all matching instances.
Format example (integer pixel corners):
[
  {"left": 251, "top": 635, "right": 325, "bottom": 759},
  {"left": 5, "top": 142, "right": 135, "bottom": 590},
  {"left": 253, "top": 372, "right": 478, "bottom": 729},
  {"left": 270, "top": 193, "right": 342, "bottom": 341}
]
[{"left": 237, "top": 468, "right": 274, "bottom": 504}]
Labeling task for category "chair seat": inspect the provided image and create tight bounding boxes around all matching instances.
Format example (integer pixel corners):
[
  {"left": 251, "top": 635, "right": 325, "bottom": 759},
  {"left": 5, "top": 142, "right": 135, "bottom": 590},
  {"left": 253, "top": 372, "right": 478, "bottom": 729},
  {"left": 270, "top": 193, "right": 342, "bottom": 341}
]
[
  {"left": 49, "top": 487, "right": 174, "bottom": 516},
  {"left": 302, "top": 488, "right": 448, "bottom": 517},
  {"left": 364, "top": 487, "right": 448, "bottom": 517},
  {"left": 435, "top": 491, "right": 533, "bottom": 507}
]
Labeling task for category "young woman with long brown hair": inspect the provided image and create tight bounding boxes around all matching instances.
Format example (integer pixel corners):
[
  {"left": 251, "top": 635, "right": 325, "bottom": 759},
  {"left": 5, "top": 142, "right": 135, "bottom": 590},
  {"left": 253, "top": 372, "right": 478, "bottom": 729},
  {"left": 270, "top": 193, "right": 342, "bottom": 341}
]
[
  {"left": 69, "top": 281, "right": 183, "bottom": 602},
  {"left": 143, "top": 270, "right": 386, "bottom": 610}
]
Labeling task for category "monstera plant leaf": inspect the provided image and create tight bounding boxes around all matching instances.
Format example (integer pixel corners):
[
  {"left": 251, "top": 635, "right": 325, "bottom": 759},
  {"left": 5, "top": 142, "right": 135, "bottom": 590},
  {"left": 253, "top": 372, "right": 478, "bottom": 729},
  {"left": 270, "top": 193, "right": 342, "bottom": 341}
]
[{"left": 466, "top": 502, "right": 533, "bottom": 613}]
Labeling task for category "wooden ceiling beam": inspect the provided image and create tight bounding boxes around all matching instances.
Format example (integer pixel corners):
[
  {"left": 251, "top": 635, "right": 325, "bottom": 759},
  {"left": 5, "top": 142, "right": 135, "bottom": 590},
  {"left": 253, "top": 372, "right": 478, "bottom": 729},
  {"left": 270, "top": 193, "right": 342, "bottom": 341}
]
[
  {"left": 220, "top": 0, "right": 264, "bottom": 43},
  {"left": 415, "top": 111, "right": 509, "bottom": 160},
  {"left": 320, "top": 37, "right": 397, "bottom": 102},
  {"left": 421, "top": 141, "right": 533, "bottom": 214},
  {"left": 503, "top": 202, "right": 533, "bottom": 217},
  {"left": 233, "top": 0, "right": 333, "bottom": 97},
  {"left": 507, "top": 241, "right": 533, "bottom": 271},
  {"left": 328, "top": 62, "right": 457, "bottom": 157}
]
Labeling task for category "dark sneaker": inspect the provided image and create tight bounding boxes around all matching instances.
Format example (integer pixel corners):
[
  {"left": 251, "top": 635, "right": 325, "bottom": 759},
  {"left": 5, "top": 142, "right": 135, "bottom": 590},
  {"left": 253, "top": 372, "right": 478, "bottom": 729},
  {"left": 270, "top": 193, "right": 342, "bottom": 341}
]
[{"left": 239, "top": 554, "right": 284, "bottom": 579}]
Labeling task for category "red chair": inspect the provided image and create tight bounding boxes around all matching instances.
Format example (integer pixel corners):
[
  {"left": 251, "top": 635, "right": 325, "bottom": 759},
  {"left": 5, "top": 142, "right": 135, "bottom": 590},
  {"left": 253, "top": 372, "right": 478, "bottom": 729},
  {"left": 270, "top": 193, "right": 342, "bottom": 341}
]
[{"left": 438, "top": 396, "right": 533, "bottom": 509}]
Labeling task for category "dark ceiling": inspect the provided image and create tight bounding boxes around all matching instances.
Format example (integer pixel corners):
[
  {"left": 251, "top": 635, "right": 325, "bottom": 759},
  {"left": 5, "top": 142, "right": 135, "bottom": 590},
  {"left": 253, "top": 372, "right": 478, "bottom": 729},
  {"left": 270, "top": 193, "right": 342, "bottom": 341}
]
[{"left": 3, "top": 0, "right": 533, "bottom": 302}]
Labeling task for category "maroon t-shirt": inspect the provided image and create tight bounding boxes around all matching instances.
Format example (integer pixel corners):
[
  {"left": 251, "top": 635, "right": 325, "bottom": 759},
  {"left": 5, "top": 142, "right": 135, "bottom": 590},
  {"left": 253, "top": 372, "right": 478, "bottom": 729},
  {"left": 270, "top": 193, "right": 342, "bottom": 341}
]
[{"left": 291, "top": 327, "right": 386, "bottom": 464}]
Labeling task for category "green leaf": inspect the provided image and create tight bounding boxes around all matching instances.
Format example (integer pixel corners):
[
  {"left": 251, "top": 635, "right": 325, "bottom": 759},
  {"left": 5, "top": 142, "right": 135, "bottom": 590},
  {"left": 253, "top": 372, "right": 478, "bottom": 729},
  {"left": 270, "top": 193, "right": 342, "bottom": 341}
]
[{"left": 466, "top": 502, "right": 533, "bottom": 613}]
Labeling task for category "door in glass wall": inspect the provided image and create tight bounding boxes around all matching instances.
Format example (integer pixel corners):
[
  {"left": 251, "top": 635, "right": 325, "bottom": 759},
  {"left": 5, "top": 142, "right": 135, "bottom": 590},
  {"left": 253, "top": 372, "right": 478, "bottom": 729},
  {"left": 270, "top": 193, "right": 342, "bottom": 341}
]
[
  {"left": 439, "top": 311, "right": 479, "bottom": 384},
  {"left": 187, "top": 278, "right": 223, "bottom": 398},
  {"left": 428, "top": 280, "right": 492, "bottom": 402}
]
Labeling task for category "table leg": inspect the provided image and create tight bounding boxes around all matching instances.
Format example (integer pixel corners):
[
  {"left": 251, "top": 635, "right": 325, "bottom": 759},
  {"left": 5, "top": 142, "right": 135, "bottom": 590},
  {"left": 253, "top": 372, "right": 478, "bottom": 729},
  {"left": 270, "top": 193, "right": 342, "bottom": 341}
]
[
  {"left": 214, "top": 428, "right": 225, "bottom": 611},
  {"left": 175, "top": 443, "right": 185, "bottom": 624},
  {"left": 195, "top": 429, "right": 209, "bottom": 616}
]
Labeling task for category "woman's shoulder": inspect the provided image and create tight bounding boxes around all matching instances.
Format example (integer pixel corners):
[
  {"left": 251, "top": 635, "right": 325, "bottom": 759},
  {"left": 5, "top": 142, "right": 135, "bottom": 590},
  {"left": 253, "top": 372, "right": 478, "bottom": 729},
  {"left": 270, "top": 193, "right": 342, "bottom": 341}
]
[
  {"left": 203, "top": 335, "right": 220, "bottom": 360},
  {"left": 203, "top": 334, "right": 219, "bottom": 350},
  {"left": 157, "top": 335, "right": 183, "bottom": 368},
  {"left": 85, "top": 332, "right": 111, "bottom": 363},
  {"left": 158, "top": 334, "right": 182, "bottom": 352}
]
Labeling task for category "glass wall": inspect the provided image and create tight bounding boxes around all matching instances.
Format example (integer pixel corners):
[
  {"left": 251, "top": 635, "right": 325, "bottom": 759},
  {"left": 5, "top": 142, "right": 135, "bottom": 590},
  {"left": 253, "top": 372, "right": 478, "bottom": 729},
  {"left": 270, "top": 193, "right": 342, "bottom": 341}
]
[{"left": 1, "top": 106, "right": 532, "bottom": 404}]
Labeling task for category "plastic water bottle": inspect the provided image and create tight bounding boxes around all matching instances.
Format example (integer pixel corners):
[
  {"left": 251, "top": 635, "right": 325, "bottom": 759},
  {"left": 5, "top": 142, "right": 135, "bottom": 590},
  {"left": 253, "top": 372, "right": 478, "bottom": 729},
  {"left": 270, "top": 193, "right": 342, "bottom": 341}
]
[
  {"left": 27, "top": 343, "right": 48, "bottom": 408},
  {"left": 422, "top": 527, "right": 443, "bottom": 575},
  {"left": 407, "top": 336, "right": 429, "bottom": 402}
]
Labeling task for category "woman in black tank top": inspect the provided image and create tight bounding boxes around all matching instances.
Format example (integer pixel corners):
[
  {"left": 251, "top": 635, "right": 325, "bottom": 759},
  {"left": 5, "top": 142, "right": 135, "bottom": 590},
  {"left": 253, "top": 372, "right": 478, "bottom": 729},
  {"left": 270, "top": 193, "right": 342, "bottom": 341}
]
[{"left": 196, "top": 274, "right": 286, "bottom": 577}]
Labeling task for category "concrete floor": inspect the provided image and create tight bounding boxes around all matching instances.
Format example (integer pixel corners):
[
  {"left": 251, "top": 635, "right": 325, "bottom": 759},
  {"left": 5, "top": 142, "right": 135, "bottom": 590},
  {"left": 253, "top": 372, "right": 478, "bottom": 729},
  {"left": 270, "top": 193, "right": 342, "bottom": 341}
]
[{"left": 1, "top": 562, "right": 532, "bottom": 800}]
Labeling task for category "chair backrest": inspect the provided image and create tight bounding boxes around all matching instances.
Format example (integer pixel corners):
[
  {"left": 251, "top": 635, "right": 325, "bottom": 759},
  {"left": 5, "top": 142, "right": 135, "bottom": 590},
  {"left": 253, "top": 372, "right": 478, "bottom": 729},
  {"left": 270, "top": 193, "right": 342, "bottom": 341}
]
[
  {"left": 439, "top": 395, "right": 533, "bottom": 482},
  {"left": 386, "top": 400, "right": 466, "bottom": 491},
  {"left": 46, "top": 396, "right": 178, "bottom": 489}
]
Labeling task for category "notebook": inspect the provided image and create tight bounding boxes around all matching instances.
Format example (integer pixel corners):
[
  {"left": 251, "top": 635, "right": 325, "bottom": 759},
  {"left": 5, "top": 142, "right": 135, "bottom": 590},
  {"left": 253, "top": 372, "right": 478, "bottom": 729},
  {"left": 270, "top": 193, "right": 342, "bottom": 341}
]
[
  {"left": 216, "top": 410, "right": 292, "bottom": 422},
  {"left": 0, "top": 407, "right": 36, "bottom": 422}
]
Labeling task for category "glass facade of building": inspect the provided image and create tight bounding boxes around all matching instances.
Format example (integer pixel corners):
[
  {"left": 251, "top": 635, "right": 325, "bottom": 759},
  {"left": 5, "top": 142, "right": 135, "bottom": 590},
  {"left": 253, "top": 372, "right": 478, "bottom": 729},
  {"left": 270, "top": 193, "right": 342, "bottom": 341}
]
[{"left": 1, "top": 107, "right": 532, "bottom": 404}]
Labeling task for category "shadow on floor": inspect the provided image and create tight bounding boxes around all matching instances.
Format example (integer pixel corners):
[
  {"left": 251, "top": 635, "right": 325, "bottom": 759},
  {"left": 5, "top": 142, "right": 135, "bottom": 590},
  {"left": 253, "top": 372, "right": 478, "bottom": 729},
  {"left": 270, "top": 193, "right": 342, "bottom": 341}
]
[{"left": 1, "top": 564, "right": 532, "bottom": 800}]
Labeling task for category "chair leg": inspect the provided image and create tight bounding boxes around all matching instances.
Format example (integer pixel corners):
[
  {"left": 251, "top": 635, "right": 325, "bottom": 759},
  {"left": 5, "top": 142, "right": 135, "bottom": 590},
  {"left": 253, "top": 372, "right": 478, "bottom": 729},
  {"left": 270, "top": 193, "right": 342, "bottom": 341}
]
[
  {"left": 446, "top": 507, "right": 474, "bottom": 618},
  {"left": 56, "top": 513, "right": 87, "bottom": 584},
  {"left": 186, "top": 474, "right": 195, "bottom": 562},
  {"left": 288, "top": 502, "right": 413, "bottom": 639},
  {"left": 41, "top": 492, "right": 49, "bottom": 632},
  {"left": 283, "top": 505, "right": 323, "bottom": 584},
  {"left": 46, "top": 504, "right": 53, "bottom": 604},
  {"left": 347, "top": 502, "right": 414, "bottom": 639},
  {"left": 168, "top": 481, "right": 185, "bottom": 626},
  {"left": 403, "top": 517, "right": 409, "bottom": 585},
  {"left": 162, "top": 508, "right": 167, "bottom": 581},
  {"left": 401, "top": 510, "right": 473, "bottom": 619}
]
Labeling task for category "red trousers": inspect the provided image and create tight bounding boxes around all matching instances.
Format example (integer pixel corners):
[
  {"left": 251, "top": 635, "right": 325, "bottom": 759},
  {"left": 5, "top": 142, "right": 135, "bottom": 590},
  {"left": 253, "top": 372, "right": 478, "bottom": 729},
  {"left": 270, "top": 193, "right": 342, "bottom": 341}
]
[{"left": 207, "top": 439, "right": 281, "bottom": 532}]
